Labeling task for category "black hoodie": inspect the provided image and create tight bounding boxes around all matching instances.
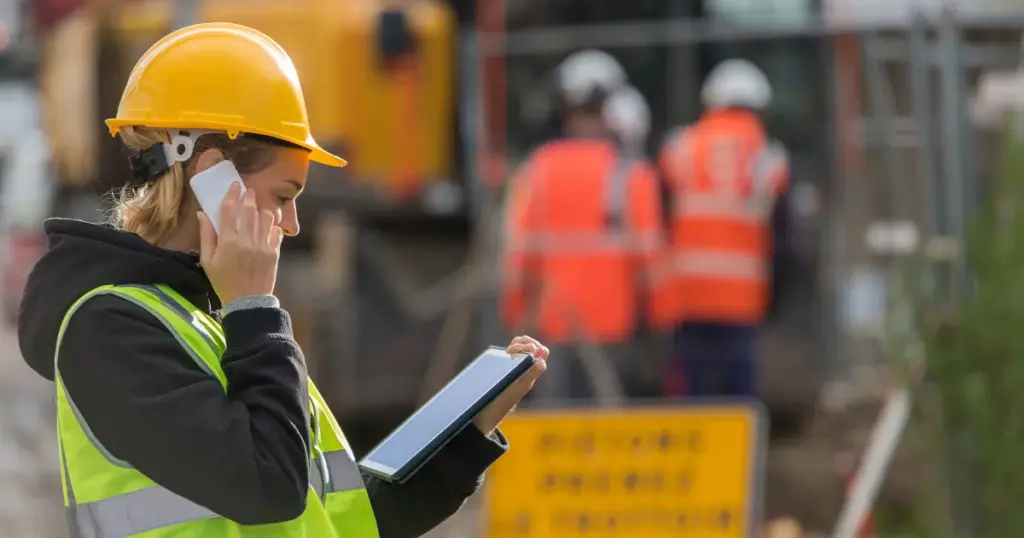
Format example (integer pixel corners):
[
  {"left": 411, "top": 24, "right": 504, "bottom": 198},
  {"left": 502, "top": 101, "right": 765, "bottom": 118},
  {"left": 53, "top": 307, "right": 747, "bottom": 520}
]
[{"left": 19, "top": 218, "right": 506, "bottom": 536}]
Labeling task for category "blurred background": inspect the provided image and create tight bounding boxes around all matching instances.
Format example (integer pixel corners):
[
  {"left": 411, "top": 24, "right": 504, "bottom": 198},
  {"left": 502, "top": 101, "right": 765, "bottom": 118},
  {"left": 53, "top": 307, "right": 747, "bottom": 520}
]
[{"left": 4, "top": 0, "right": 1024, "bottom": 536}]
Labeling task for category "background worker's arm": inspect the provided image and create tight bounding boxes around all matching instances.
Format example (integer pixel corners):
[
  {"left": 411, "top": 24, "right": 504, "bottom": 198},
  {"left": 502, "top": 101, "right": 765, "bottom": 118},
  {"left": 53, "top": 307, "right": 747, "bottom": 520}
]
[
  {"left": 499, "top": 156, "right": 541, "bottom": 331},
  {"left": 770, "top": 156, "right": 792, "bottom": 317},
  {"left": 629, "top": 162, "right": 674, "bottom": 330},
  {"left": 769, "top": 186, "right": 793, "bottom": 317},
  {"left": 57, "top": 296, "right": 311, "bottom": 526},
  {"left": 657, "top": 126, "right": 694, "bottom": 236},
  {"left": 763, "top": 140, "right": 792, "bottom": 317},
  {"left": 361, "top": 428, "right": 508, "bottom": 537}
]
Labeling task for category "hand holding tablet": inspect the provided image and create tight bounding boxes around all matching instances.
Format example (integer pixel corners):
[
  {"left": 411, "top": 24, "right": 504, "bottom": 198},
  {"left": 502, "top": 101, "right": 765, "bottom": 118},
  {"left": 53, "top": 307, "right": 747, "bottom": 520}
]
[
  {"left": 472, "top": 335, "right": 550, "bottom": 435},
  {"left": 358, "top": 337, "right": 549, "bottom": 483}
]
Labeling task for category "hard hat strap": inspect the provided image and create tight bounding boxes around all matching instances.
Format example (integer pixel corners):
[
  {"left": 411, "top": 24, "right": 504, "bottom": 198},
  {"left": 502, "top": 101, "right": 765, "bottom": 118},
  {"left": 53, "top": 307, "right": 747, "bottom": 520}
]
[
  {"left": 128, "top": 130, "right": 215, "bottom": 185},
  {"left": 128, "top": 145, "right": 171, "bottom": 184}
]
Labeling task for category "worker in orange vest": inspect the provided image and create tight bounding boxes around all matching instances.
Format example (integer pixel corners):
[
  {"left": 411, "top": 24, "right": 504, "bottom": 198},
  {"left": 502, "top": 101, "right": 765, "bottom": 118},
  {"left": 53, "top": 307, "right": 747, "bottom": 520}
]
[
  {"left": 657, "top": 59, "right": 790, "bottom": 398},
  {"left": 500, "top": 51, "right": 669, "bottom": 401}
]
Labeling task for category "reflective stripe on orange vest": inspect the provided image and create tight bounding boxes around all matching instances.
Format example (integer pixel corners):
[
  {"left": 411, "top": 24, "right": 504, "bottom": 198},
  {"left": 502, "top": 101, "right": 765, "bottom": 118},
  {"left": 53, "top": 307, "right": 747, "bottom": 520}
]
[
  {"left": 507, "top": 230, "right": 662, "bottom": 254},
  {"left": 674, "top": 192, "right": 774, "bottom": 222},
  {"left": 671, "top": 250, "right": 767, "bottom": 280}
]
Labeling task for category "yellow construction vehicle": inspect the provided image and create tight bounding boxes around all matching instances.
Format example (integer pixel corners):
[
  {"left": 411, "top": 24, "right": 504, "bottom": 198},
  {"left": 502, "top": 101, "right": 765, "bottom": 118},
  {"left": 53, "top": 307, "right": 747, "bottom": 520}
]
[{"left": 112, "top": 0, "right": 458, "bottom": 216}]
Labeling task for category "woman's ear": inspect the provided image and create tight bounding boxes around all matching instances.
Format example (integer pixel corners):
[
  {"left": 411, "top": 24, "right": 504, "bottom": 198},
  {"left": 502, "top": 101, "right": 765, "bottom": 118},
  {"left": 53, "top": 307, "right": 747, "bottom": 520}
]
[{"left": 192, "top": 148, "right": 226, "bottom": 175}]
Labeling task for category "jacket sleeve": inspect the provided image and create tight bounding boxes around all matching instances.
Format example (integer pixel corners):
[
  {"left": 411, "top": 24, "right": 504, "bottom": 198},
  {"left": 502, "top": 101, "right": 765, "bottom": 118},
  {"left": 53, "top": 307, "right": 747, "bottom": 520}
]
[
  {"left": 57, "top": 295, "right": 311, "bottom": 525},
  {"left": 363, "top": 427, "right": 508, "bottom": 538}
]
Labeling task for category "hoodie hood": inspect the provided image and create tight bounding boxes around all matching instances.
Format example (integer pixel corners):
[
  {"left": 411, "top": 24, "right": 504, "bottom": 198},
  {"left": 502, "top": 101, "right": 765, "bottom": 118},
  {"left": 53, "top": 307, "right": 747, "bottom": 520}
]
[{"left": 18, "top": 218, "right": 217, "bottom": 381}]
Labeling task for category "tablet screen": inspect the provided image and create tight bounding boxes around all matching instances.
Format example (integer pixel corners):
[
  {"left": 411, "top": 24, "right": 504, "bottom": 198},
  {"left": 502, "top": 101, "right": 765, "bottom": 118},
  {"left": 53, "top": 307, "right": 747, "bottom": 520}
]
[{"left": 359, "top": 348, "right": 532, "bottom": 478}]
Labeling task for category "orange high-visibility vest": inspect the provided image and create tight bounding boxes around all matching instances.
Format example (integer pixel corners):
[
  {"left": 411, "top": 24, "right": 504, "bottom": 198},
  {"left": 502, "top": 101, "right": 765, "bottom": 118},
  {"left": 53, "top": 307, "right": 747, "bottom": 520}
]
[
  {"left": 501, "top": 139, "right": 672, "bottom": 344},
  {"left": 658, "top": 110, "right": 788, "bottom": 325}
]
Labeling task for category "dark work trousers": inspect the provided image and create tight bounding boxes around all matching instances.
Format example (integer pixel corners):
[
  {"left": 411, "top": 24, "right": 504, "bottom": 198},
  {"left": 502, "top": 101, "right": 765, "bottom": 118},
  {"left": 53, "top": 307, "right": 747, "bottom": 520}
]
[
  {"left": 665, "top": 322, "right": 758, "bottom": 398},
  {"left": 528, "top": 339, "right": 664, "bottom": 404}
]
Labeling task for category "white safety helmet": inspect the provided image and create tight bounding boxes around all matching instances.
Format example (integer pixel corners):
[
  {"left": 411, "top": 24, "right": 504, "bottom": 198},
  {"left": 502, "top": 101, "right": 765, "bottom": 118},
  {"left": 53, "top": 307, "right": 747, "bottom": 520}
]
[
  {"left": 602, "top": 85, "right": 650, "bottom": 150},
  {"left": 701, "top": 59, "right": 773, "bottom": 110},
  {"left": 555, "top": 49, "right": 627, "bottom": 108}
]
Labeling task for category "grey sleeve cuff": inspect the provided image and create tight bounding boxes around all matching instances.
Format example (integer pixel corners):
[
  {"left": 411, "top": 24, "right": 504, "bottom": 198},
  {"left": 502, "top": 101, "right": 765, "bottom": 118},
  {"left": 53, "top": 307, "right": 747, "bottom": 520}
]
[{"left": 221, "top": 294, "right": 281, "bottom": 317}]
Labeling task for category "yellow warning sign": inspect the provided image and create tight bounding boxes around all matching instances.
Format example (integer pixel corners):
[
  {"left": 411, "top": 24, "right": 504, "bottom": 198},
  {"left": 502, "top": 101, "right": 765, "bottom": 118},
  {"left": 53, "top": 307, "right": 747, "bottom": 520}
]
[{"left": 481, "top": 403, "right": 765, "bottom": 538}]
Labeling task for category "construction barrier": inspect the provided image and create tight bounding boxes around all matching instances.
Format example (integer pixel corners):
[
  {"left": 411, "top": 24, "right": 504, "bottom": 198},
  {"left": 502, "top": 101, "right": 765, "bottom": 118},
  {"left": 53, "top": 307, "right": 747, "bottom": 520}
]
[
  {"left": 843, "top": 466, "right": 875, "bottom": 538},
  {"left": 481, "top": 401, "right": 767, "bottom": 538}
]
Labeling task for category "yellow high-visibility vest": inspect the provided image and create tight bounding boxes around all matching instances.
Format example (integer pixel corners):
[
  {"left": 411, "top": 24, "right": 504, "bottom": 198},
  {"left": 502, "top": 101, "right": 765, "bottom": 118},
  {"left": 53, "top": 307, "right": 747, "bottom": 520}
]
[{"left": 54, "top": 283, "right": 380, "bottom": 537}]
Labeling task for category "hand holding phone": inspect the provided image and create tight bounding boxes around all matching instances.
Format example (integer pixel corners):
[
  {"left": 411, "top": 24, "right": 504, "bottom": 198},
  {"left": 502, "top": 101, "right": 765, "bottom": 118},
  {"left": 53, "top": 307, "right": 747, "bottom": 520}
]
[
  {"left": 190, "top": 160, "right": 247, "bottom": 236},
  {"left": 194, "top": 161, "right": 284, "bottom": 305}
]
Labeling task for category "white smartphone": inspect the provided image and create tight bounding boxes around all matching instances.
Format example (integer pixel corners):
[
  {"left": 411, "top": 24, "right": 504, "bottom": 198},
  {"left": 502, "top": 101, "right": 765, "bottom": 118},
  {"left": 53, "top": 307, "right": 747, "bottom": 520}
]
[{"left": 190, "top": 160, "right": 246, "bottom": 235}]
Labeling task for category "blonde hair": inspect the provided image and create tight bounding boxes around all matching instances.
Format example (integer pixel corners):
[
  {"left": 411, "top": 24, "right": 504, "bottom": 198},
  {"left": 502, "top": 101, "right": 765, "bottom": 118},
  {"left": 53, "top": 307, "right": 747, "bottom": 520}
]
[{"left": 114, "top": 127, "right": 284, "bottom": 244}]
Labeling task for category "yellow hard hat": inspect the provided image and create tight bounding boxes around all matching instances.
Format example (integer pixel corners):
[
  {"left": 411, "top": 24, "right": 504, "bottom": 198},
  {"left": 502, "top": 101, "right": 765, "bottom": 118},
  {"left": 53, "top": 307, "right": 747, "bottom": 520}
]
[{"left": 105, "top": 22, "right": 346, "bottom": 167}]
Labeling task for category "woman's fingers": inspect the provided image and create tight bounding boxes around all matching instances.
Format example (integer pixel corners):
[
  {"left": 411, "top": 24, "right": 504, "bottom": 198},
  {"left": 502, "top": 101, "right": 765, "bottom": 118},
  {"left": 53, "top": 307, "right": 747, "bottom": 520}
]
[
  {"left": 197, "top": 212, "right": 217, "bottom": 267},
  {"left": 509, "top": 343, "right": 539, "bottom": 356},
  {"left": 218, "top": 182, "right": 242, "bottom": 238},
  {"left": 257, "top": 208, "right": 275, "bottom": 246},
  {"left": 507, "top": 335, "right": 550, "bottom": 361},
  {"left": 505, "top": 334, "right": 548, "bottom": 358},
  {"left": 238, "top": 189, "right": 259, "bottom": 241},
  {"left": 270, "top": 225, "right": 284, "bottom": 252}
]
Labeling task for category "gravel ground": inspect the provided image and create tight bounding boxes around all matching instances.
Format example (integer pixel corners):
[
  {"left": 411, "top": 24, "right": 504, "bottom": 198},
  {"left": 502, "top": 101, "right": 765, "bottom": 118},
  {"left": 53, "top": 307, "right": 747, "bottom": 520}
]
[{"left": 0, "top": 326, "right": 67, "bottom": 538}]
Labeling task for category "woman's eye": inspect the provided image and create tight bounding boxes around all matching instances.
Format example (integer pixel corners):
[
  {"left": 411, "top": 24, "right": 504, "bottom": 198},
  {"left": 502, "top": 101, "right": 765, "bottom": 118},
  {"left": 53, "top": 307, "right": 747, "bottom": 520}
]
[{"left": 278, "top": 197, "right": 293, "bottom": 206}]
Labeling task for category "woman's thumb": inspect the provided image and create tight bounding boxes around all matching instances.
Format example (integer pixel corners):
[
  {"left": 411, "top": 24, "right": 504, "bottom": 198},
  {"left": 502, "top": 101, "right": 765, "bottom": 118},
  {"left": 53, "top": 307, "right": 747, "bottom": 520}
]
[{"left": 197, "top": 212, "right": 216, "bottom": 265}]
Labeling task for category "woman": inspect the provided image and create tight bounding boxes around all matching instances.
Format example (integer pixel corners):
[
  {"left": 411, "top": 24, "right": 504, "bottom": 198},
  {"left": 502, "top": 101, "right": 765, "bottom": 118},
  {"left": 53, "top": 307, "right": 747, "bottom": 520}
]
[{"left": 17, "top": 22, "right": 548, "bottom": 538}]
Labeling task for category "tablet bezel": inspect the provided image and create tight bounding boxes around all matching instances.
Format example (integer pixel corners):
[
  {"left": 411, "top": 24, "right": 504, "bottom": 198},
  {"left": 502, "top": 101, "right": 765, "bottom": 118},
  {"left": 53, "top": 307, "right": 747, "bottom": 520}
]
[
  {"left": 358, "top": 459, "right": 399, "bottom": 479},
  {"left": 357, "top": 346, "right": 535, "bottom": 483}
]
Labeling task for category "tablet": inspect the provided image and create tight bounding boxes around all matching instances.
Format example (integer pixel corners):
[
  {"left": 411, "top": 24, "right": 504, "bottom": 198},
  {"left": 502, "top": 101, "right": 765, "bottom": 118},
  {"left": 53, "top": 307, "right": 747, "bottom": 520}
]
[{"left": 358, "top": 346, "right": 536, "bottom": 483}]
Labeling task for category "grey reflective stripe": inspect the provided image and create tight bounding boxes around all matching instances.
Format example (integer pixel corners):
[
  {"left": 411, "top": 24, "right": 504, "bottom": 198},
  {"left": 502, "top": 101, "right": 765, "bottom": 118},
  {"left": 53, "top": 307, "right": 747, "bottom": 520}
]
[
  {"left": 604, "top": 156, "right": 634, "bottom": 231},
  {"left": 59, "top": 435, "right": 86, "bottom": 537},
  {"left": 506, "top": 231, "right": 662, "bottom": 253},
  {"left": 324, "top": 449, "right": 366, "bottom": 493},
  {"left": 80, "top": 287, "right": 219, "bottom": 380},
  {"left": 749, "top": 140, "right": 787, "bottom": 198},
  {"left": 67, "top": 484, "right": 218, "bottom": 538},
  {"left": 671, "top": 250, "right": 767, "bottom": 280},
  {"left": 309, "top": 400, "right": 329, "bottom": 503},
  {"left": 64, "top": 450, "right": 365, "bottom": 537},
  {"left": 311, "top": 449, "right": 366, "bottom": 498},
  {"left": 673, "top": 192, "right": 774, "bottom": 221},
  {"left": 123, "top": 284, "right": 221, "bottom": 359}
]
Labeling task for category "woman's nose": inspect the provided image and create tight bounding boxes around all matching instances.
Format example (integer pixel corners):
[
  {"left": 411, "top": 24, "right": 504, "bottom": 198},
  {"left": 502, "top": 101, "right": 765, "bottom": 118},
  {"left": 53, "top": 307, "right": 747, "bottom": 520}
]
[{"left": 280, "top": 214, "right": 300, "bottom": 237}]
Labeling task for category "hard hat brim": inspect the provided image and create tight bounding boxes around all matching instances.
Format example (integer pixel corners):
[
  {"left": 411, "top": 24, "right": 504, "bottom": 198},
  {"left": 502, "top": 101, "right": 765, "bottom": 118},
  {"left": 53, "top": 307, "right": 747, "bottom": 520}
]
[
  {"left": 105, "top": 118, "right": 348, "bottom": 168},
  {"left": 305, "top": 144, "right": 348, "bottom": 168}
]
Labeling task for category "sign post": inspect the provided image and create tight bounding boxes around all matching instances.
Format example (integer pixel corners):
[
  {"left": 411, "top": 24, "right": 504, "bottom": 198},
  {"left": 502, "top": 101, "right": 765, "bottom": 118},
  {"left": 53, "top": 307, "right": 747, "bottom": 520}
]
[{"left": 481, "top": 402, "right": 767, "bottom": 538}]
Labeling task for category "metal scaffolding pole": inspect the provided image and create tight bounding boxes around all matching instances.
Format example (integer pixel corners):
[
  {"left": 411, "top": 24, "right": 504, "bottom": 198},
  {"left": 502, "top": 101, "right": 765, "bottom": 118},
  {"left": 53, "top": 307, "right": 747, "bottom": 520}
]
[
  {"left": 172, "top": 0, "right": 201, "bottom": 31},
  {"left": 936, "top": 8, "right": 968, "bottom": 294},
  {"left": 478, "top": 11, "right": 1024, "bottom": 58},
  {"left": 907, "top": 13, "right": 938, "bottom": 238},
  {"left": 872, "top": 39, "right": 1021, "bottom": 70},
  {"left": 863, "top": 34, "right": 907, "bottom": 218},
  {"left": 935, "top": 11, "right": 979, "bottom": 533}
]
